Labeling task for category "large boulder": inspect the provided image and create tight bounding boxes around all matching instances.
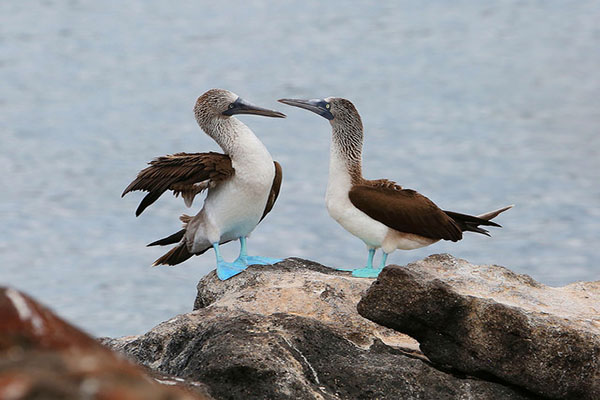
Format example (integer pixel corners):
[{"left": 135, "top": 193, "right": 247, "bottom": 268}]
[
  {"left": 0, "top": 286, "right": 211, "bottom": 400},
  {"left": 193, "top": 257, "right": 417, "bottom": 350},
  {"left": 107, "top": 258, "right": 534, "bottom": 400},
  {"left": 357, "top": 254, "right": 600, "bottom": 400}
]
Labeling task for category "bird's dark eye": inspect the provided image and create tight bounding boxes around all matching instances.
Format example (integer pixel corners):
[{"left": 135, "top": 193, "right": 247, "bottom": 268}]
[{"left": 228, "top": 103, "right": 235, "bottom": 109}]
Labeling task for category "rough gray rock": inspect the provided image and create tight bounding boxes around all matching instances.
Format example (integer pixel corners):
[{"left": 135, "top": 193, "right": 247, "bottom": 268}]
[
  {"left": 358, "top": 254, "right": 600, "bottom": 400},
  {"left": 108, "top": 258, "right": 534, "bottom": 400},
  {"left": 193, "top": 257, "right": 418, "bottom": 351}
]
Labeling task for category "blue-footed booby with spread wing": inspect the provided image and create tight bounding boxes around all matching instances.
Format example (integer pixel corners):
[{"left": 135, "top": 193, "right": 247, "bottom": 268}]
[
  {"left": 123, "top": 89, "right": 285, "bottom": 280},
  {"left": 279, "top": 97, "right": 512, "bottom": 278}
]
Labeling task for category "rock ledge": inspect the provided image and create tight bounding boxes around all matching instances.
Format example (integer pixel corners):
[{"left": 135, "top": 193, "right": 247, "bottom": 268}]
[{"left": 358, "top": 254, "right": 600, "bottom": 400}]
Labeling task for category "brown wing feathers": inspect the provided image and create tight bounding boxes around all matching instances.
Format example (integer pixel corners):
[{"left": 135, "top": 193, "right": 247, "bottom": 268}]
[
  {"left": 122, "top": 152, "right": 234, "bottom": 216},
  {"left": 349, "top": 180, "right": 506, "bottom": 241},
  {"left": 349, "top": 182, "right": 463, "bottom": 241}
]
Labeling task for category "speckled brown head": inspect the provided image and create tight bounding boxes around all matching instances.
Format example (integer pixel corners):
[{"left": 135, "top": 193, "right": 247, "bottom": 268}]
[
  {"left": 194, "top": 89, "right": 285, "bottom": 129},
  {"left": 278, "top": 96, "right": 364, "bottom": 175},
  {"left": 278, "top": 97, "right": 362, "bottom": 129}
]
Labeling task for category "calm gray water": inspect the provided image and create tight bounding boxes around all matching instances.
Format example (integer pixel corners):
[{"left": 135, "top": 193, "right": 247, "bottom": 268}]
[{"left": 2, "top": 1, "right": 599, "bottom": 338}]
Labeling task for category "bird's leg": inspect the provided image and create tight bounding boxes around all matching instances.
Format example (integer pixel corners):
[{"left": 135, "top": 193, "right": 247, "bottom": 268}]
[
  {"left": 233, "top": 236, "right": 249, "bottom": 265},
  {"left": 379, "top": 252, "right": 388, "bottom": 268},
  {"left": 213, "top": 242, "right": 245, "bottom": 280},
  {"left": 237, "top": 236, "right": 282, "bottom": 266},
  {"left": 352, "top": 248, "right": 383, "bottom": 278},
  {"left": 366, "top": 248, "right": 376, "bottom": 268}
]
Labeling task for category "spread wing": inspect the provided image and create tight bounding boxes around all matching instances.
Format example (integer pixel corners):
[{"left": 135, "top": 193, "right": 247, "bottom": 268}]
[
  {"left": 348, "top": 181, "right": 462, "bottom": 241},
  {"left": 260, "top": 161, "right": 283, "bottom": 221},
  {"left": 122, "top": 152, "right": 234, "bottom": 216}
]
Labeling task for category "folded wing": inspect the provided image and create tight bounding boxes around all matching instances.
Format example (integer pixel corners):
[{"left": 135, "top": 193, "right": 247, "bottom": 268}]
[
  {"left": 349, "top": 181, "right": 463, "bottom": 241},
  {"left": 261, "top": 161, "right": 283, "bottom": 221}
]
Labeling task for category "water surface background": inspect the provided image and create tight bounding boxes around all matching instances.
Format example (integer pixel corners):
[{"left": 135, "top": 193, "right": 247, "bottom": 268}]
[{"left": 2, "top": 1, "right": 599, "bottom": 337}]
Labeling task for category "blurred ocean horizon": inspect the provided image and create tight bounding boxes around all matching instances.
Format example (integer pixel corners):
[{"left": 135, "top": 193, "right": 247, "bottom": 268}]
[{"left": 1, "top": 1, "right": 599, "bottom": 337}]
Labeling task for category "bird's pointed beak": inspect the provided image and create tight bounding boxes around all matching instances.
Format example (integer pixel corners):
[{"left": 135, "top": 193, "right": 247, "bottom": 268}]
[
  {"left": 222, "top": 97, "right": 286, "bottom": 118},
  {"left": 278, "top": 98, "right": 334, "bottom": 120}
]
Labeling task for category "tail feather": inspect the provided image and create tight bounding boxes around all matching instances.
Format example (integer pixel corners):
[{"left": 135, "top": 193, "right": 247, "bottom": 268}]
[
  {"left": 152, "top": 243, "right": 194, "bottom": 266},
  {"left": 466, "top": 225, "right": 491, "bottom": 236},
  {"left": 477, "top": 205, "right": 514, "bottom": 221},
  {"left": 152, "top": 240, "right": 214, "bottom": 267},
  {"left": 147, "top": 229, "right": 186, "bottom": 247},
  {"left": 444, "top": 205, "right": 513, "bottom": 236},
  {"left": 147, "top": 214, "right": 193, "bottom": 247}
]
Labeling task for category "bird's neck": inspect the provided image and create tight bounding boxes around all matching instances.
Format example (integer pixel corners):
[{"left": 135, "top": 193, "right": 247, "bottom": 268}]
[
  {"left": 201, "top": 117, "right": 269, "bottom": 161},
  {"left": 328, "top": 123, "right": 364, "bottom": 187}
]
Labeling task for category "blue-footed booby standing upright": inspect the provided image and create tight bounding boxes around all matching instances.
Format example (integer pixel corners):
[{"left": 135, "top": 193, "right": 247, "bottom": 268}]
[
  {"left": 279, "top": 97, "right": 512, "bottom": 278},
  {"left": 123, "top": 89, "right": 285, "bottom": 280}
]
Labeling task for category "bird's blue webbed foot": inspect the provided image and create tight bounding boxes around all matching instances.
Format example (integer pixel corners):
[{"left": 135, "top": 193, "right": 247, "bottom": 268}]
[
  {"left": 213, "top": 242, "right": 247, "bottom": 281},
  {"left": 350, "top": 249, "right": 387, "bottom": 278},
  {"left": 351, "top": 267, "right": 382, "bottom": 278},
  {"left": 234, "top": 237, "right": 282, "bottom": 266},
  {"left": 244, "top": 255, "right": 282, "bottom": 266},
  {"left": 333, "top": 266, "right": 356, "bottom": 272},
  {"left": 216, "top": 259, "right": 247, "bottom": 280}
]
